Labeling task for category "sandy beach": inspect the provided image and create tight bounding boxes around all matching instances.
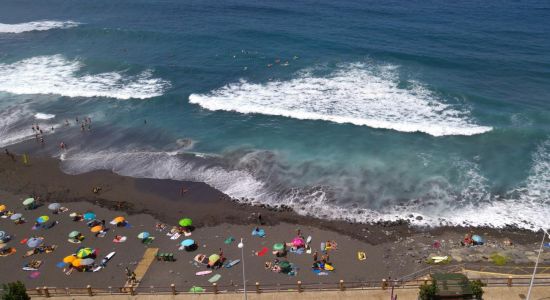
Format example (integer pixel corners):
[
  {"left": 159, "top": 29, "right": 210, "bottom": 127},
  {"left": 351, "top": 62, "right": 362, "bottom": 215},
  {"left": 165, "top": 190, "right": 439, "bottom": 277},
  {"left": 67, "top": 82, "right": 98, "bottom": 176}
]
[{"left": 0, "top": 153, "right": 547, "bottom": 290}]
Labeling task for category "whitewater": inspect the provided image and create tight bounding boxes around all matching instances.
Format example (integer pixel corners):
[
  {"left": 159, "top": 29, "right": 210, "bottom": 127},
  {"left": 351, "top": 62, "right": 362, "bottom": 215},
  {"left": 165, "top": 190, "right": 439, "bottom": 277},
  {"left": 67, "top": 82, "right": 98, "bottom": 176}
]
[
  {"left": 190, "top": 63, "right": 492, "bottom": 137},
  {"left": 0, "top": 20, "right": 79, "bottom": 33}
]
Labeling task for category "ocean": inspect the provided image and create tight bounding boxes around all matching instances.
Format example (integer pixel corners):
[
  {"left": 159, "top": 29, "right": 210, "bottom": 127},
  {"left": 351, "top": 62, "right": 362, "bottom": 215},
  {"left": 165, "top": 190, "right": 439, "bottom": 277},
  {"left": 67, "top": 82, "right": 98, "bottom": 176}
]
[{"left": 1, "top": 0, "right": 549, "bottom": 229}]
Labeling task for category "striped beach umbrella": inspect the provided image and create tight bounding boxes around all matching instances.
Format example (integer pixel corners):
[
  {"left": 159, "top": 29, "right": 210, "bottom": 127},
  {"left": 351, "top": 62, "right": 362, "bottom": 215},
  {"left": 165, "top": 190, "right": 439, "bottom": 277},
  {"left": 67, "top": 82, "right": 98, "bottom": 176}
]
[
  {"left": 178, "top": 218, "right": 192, "bottom": 227},
  {"left": 36, "top": 216, "right": 49, "bottom": 224},
  {"left": 137, "top": 232, "right": 150, "bottom": 240},
  {"left": 22, "top": 198, "right": 35, "bottom": 206},
  {"left": 76, "top": 248, "right": 93, "bottom": 258}
]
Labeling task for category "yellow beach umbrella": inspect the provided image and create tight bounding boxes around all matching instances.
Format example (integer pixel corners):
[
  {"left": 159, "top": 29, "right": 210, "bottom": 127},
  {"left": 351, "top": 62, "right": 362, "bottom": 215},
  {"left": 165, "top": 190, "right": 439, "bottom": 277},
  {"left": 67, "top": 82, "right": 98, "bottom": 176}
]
[
  {"left": 72, "top": 259, "right": 82, "bottom": 267},
  {"left": 0, "top": 205, "right": 6, "bottom": 212},
  {"left": 113, "top": 216, "right": 125, "bottom": 224},
  {"left": 63, "top": 255, "right": 76, "bottom": 263},
  {"left": 90, "top": 225, "right": 103, "bottom": 233}
]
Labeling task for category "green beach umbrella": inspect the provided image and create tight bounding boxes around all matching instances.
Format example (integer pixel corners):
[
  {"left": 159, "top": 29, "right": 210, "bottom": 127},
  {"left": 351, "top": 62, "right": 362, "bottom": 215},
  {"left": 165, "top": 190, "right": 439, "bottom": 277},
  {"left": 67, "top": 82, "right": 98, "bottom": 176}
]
[
  {"left": 178, "top": 218, "right": 192, "bottom": 227},
  {"left": 208, "top": 254, "right": 220, "bottom": 263},
  {"left": 22, "top": 198, "right": 35, "bottom": 206},
  {"left": 273, "top": 243, "right": 284, "bottom": 251},
  {"left": 189, "top": 286, "right": 204, "bottom": 293},
  {"left": 77, "top": 247, "right": 93, "bottom": 258},
  {"left": 68, "top": 231, "right": 80, "bottom": 238}
]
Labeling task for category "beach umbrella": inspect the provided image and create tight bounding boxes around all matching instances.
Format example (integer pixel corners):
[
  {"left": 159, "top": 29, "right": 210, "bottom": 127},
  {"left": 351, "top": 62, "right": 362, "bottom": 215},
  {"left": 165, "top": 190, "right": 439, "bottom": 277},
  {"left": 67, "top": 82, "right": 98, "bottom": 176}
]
[
  {"left": 181, "top": 239, "right": 195, "bottom": 247},
  {"left": 90, "top": 225, "right": 103, "bottom": 233},
  {"left": 72, "top": 259, "right": 82, "bottom": 267},
  {"left": 10, "top": 213, "right": 22, "bottom": 220},
  {"left": 292, "top": 237, "right": 305, "bottom": 247},
  {"left": 27, "top": 237, "right": 44, "bottom": 248},
  {"left": 472, "top": 235, "right": 484, "bottom": 244},
  {"left": 68, "top": 231, "right": 80, "bottom": 238},
  {"left": 178, "top": 218, "right": 192, "bottom": 227},
  {"left": 113, "top": 216, "right": 125, "bottom": 224},
  {"left": 48, "top": 203, "right": 61, "bottom": 211},
  {"left": 83, "top": 212, "right": 96, "bottom": 220},
  {"left": 22, "top": 198, "right": 35, "bottom": 206},
  {"left": 77, "top": 248, "right": 93, "bottom": 258},
  {"left": 79, "top": 258, "right": 95, "bottom": 266},
  {"left": 137, "top": 232, "right": 150, "bottom": 240},
  {"left": 273, "top": 243, "right": 284, "bottom": 251},
  {"left": 63, "top": 255, "right": 76, "bottom": 263},
  {"left": 0, "top": 231, "right": 6, "bottom": 240},
  {"left": 0, "top": 204, "right": 6, "bottom": 212},
  {"left": 189, "top": 286, "right": 204, "bottom": 293},
  {"left": 36, "top": 215, "right": 49, "bottom": 224},
  {"left": 208, "top": 254, "right": 220, "bottom": 263}
]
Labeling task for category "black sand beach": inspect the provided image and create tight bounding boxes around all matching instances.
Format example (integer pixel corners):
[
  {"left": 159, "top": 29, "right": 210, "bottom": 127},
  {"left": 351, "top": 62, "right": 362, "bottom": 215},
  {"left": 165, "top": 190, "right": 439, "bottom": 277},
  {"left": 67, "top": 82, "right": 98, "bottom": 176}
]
[{"left": 0, "top": 154, "right": 547, "bottom": 289}]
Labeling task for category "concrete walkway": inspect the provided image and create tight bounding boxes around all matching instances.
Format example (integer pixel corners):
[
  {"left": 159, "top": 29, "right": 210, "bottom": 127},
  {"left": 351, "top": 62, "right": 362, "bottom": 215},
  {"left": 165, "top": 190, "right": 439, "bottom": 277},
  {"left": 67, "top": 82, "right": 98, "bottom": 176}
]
[{"left": 28, "top": 286, "right": 550, "bottom": 300}]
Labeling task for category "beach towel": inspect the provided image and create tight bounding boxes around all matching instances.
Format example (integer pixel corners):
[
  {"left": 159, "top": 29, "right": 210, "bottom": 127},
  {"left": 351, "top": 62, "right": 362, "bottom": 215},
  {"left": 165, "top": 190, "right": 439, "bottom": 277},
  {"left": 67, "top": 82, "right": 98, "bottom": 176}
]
[
  {"left": 170, "top": 233, "right": 181, "bottom": 240},
  {"left": 256, "top": 247, "right": 268, "bottom": 256},
  {"left": 113, "top": 236, "right": 127, "bottom": 243}
]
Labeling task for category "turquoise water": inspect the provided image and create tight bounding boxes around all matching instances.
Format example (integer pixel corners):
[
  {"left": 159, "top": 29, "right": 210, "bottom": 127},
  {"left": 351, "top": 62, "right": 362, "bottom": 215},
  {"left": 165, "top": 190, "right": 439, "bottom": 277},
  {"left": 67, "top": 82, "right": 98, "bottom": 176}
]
[{"left": 1, "top": 0, "right": 549, "bottom": 229}]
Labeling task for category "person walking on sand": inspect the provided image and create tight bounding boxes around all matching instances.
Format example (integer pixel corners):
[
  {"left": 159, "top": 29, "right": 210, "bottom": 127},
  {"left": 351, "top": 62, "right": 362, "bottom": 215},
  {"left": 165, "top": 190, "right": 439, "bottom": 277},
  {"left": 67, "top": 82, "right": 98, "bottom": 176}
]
[{"left": 313, "top": 251, "right": 318, "bottom": 262}]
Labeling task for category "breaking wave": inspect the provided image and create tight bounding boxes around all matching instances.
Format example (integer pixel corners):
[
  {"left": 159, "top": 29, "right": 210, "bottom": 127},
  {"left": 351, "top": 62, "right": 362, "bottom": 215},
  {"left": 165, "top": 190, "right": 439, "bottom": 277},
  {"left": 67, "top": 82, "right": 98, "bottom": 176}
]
[
  {"left": 189, "top": 63, "right": 492, "bottom": 137},
  {"left": 59, "top": 142, "right": 549, "bottom": 230},
  {"left": 0, "top": 20, "right": 79, "bottom": 33},
  {"left": 0, "top": 55, "right": 170, "bottom": 99}
]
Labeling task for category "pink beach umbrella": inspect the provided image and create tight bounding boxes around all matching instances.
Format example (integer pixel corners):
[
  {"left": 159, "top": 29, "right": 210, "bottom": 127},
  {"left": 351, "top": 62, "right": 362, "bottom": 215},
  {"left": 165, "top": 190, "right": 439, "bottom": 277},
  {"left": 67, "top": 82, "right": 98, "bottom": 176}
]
[{"left": 292, "top": 237, "right": 305, "bottom": 247}]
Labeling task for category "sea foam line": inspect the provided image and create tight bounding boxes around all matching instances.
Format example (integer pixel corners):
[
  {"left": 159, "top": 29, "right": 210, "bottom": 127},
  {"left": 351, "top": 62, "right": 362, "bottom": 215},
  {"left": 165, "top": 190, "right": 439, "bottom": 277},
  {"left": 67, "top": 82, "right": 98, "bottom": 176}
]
[
  {"left": 0, "top": 20, "right": 79, "bottom": 33},
  {"left": 0, "top": 55, "right": 170, "bottom": 99},
  {"left": 190, "top": 63, "right": 492, "bottom": 137}
]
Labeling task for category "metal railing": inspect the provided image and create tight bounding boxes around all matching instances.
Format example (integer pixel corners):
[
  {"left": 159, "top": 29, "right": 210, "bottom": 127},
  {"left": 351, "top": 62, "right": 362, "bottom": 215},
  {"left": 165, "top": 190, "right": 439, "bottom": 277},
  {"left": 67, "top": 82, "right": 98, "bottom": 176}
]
[{"left": 26, "top": 276, "right": 550, "bottom": 298}]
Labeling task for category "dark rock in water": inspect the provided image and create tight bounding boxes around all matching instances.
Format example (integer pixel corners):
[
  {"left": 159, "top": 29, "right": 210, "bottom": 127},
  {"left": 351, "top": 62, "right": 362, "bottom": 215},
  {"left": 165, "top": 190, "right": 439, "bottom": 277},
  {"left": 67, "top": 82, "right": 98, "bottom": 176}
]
[
  {"left": 416, "top": 216, "right": 423, "bottom": 221},
  {"left": 408, "top": 214, "right": 414, "bottom": 218}
]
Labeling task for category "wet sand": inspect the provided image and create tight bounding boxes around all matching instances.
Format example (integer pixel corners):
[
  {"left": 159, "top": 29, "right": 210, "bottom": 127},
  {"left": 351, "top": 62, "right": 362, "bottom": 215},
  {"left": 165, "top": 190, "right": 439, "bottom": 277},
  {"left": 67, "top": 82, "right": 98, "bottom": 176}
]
[{"left": 0, "top": 154, "right": 546, "bottom": 289}]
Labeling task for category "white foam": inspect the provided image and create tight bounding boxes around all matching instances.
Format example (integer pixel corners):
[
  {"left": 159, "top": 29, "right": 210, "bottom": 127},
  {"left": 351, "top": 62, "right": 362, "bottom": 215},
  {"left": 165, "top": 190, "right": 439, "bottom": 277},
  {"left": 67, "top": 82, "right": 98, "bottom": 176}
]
[
  {"left": 59, "top": 140, "right": 550, "bottom": 231},
  {"left": 190, "top": 63, "right": 492, "bottom": 136},
  {"left": 0, "top": 105, "right": 58, "bottom": 147},
  {"left": 0, "top": 20, "right": 79, "bottom": 33},
  {"left": 0, "top": 55, "right": 170, "bottom": 99},
  {"left": 34, "top": 113, "right": 55, "bottom": 120}
]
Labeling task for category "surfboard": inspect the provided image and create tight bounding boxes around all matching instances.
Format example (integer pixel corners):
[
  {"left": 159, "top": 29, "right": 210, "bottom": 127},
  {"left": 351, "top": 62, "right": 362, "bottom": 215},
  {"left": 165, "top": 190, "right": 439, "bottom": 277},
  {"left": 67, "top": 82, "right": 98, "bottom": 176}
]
[
  {"left": 225, "top": 259, "right": 240, "bottom": 268},
  {"left": 196, "top": 270, "right": 212, "bottom": 276},
  {"left": 208, "top": 274, "right": 221, "bottom": 283}
]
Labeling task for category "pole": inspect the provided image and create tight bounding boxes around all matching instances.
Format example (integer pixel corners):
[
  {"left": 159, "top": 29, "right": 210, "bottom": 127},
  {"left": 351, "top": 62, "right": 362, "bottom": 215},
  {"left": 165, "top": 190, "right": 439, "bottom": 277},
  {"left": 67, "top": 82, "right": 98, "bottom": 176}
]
[
  {"left": 238, "top": 238, "right": 247, "bottom": 300},
  {"left": 527, "top": 229, "right": 549, "bottom": 300}
]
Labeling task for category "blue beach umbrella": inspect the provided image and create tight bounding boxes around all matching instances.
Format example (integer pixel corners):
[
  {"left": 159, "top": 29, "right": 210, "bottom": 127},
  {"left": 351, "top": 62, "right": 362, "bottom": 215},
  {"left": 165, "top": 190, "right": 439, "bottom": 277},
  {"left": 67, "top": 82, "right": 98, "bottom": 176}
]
[
  {"left": 137, "top": 232, "right": 150, "bottom": 240},
  {"left": 472, "top": 235, "right": 484, "bottom": 244},
  {"left": 181, "top": 239, "right": 195, "bottom": 247},
  {"left": 36, "top": 216, "right": 49, "bottom": 224},
  {"left": 83, "top": 212, "right": 96, "bottom": 220},
  {"left": 27, "top": 237, "right": 44, "bottom": 248}
]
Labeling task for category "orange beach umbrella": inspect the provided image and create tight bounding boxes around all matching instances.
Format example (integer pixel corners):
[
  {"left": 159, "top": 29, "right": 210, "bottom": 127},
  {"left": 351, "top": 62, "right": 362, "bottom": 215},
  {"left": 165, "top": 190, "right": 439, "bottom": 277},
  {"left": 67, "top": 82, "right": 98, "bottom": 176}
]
[
  {"left": 0, "top": 205, "right": 6, "bottom": 212},
  {"left": 63, "top": 255, "right": 76, "bottom": 263},
  {"left": 113, "top": 216, "right": 125, "bottom": 224},
  {"left": 91, "top": 225, "right": 103, "bottom": 233},
  {"left": 72, "top": 259, "right": 82, "bottom": 267}
]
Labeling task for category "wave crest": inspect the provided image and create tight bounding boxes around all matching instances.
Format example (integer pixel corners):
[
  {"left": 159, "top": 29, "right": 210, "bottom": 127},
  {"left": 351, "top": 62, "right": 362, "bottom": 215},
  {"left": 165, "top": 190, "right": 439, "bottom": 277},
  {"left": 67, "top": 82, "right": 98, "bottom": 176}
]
[
  {"left": 0, "top": 55, "right": 170, "bottom": 99},
  {"left": 0, "top": 20, "right": 79, "bottom": 33},
  {"left": 189, "top": 63, "right": 492, "bottom": 136}
]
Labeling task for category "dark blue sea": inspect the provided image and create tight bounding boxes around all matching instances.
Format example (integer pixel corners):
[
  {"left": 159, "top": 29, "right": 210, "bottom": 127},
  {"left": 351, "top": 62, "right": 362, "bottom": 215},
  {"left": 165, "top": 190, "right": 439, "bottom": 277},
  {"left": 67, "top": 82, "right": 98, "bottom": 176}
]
[{"left": 1, "top": 0, "right": 549, "bottom": 229}]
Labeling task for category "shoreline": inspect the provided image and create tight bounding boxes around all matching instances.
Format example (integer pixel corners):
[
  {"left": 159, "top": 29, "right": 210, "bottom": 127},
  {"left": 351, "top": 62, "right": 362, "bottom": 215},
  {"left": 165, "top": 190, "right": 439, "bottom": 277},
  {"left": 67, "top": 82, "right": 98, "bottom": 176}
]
[{"left": 0, "top": 153, "right": 541, "bottom": 246}]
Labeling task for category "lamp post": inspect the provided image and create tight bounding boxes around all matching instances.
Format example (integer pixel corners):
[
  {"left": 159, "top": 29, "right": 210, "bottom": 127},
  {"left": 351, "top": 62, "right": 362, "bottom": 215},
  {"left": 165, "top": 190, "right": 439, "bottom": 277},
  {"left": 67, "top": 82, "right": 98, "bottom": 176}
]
[
  {"left": 238, "top": 238, "right": 247, "bottom": 300},
  {"left": 527, "top": 229, "right": 549, "bottom": 300}
]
